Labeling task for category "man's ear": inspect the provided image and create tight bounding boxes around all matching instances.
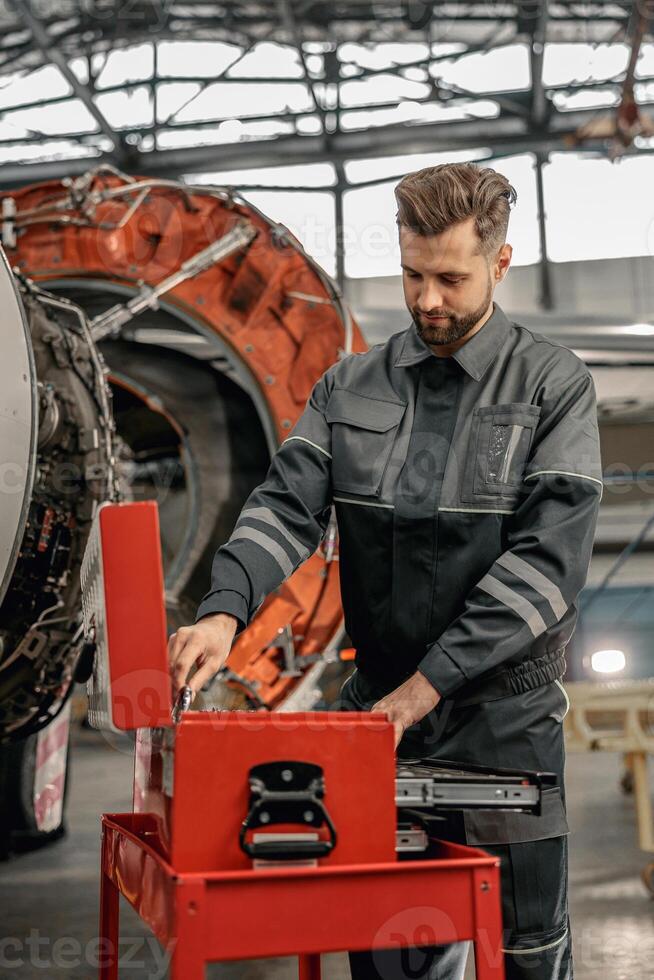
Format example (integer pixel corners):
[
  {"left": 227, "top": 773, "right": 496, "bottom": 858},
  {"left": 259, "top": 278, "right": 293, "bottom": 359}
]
[{"left": 494, "top": 243, "right": 513, "bottom": 283}]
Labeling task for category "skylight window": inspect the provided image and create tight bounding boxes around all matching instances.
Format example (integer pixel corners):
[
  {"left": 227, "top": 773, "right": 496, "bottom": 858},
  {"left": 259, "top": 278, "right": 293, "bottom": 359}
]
[
  {"left": 542, "top": 43, "right": 629, "bottom": 87},
  {"left": 239, "top": 189, "right": 336, "bottom": 276},
  {"left": 552, "top": 89, "right": 620, "bottom": 112},
  {"left": 158, "top": 40, "right": 243, "bottom": 78},
  {"left": 0, "top": 65, "right": 70, "bottom": 111},
  {"left": 432, "top": 44, "right": 531, "bottom": 93},
  {"left": 94, "top": 44, "right": 154, "bottom": 89},
  {"left": 296, "top": 115, "right": 322, "bottom": 134},
  {"left": 156, "top": 118, "right": 294, "bottom": 150},
  {"left": 185, "top": 163, "right": 336, "bottom": 188},
  {"left": 172, "top": 81, "right": 314, "bottom": 124},
  {"left": 544, "top": 154, "right": 654, "bottom": 263},
  {"left": 338, "top": 42, "right": 431, "bottom": 71},
  {"left": 0, "top": 117, "right": 30, "bottom": 141},
  {"left": 635, "top": 80, "right": 654, "bottom": 103},
  {"left": 95, "top": 87, "right": 154, "bottom": 130},
  {"left": 0, "top": 139, "right": 105, "bottom": 165},
  {"left": 636, "top": 43, "right": 654, "bottom": 77},
  {"left": 5, "top": 99, "right": 97, "bottom": 136},
  {"left": 339, "top": 75, "right": 431, "bottom": 108},
  {"left": 227, "top": 42, "right": 304, "bottom": 79},
  {"left": 344, "top": 148, "right": 491, "bottom": 184},
  {"left": 156, "top": 82, "right": 203, "bottom": 124},
  {"left": 340, "top": 98, "right": 498, "bottom": 131}
]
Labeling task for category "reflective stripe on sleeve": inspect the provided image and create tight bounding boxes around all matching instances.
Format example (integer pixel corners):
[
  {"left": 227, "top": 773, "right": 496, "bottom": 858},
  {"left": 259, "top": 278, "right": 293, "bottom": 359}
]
[
  {"left": 496, "top": 552, "right": 568, "bottom": 621},
  {"left": 230, "top": 526, "right": 294, "bottom": 578},
  {"left": 241, "top": 506, "right": 310, "bottom": 561},
  {"left": 478, "top": 573, "right": 547, "bottom": 637}
]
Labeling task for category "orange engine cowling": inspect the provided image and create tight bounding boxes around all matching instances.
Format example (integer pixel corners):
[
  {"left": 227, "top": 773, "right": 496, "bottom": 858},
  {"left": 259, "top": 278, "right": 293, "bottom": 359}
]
[{"left": 2, "top": 166, "right": 367, "bottom": 711}]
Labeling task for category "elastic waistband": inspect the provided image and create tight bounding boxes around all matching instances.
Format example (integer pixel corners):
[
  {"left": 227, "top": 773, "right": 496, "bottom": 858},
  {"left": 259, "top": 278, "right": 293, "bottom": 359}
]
[{"left": 452, "top": 648, "right": 567, "bottom": 708}]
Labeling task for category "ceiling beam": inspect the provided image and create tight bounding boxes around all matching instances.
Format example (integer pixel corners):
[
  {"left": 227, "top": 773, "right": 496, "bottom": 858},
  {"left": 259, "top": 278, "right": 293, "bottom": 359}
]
[
  {"left": 278, "top": 0, "right": 328, "bottom": 131},
  {"left": 530, "top": 0, "right": 549, "bottom": 128},
  {"left": 2, "top": 69, "right": 652, "bottom": 122},
  {"left": 0, "top": 108, "right": 624, "bottom": 190}
]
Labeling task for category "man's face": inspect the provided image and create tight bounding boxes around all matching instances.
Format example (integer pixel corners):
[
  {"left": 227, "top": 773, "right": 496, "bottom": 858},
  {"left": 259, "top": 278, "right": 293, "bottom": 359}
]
[{"left": 399, "top": 216, "right": 510, "bottom": 348}]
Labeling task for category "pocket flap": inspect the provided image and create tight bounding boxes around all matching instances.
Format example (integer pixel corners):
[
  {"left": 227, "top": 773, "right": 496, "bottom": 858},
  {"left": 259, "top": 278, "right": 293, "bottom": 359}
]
[
  {"left": 464, "top": 785, "right": 569, "bottom": 845},
  {"left": 474, "top": 402, "right": 541, "bottom": 426},
  {"left": 326, "top": 388, "right": 406, "bottom": 432}
]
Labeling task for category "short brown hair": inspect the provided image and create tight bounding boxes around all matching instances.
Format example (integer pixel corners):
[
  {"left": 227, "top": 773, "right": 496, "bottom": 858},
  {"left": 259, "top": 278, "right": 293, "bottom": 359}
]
[{"left": 395, "top": 162, "right": 517, "bottom": 255}]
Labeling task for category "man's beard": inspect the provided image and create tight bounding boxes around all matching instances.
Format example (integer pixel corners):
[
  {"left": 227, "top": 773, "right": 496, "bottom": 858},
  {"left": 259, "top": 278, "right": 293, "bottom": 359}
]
[{"left": 410, "top": 277, "right": 493, "bottom": 347}]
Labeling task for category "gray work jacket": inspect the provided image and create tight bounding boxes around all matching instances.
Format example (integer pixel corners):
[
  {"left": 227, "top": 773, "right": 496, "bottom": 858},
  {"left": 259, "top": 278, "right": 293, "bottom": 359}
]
[{"left": 196, "top": 302, "right": 603, "bottom": 701}]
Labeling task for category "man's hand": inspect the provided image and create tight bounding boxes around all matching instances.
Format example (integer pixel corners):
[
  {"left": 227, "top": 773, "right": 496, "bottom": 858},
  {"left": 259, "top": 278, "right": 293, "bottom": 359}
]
[
  {"left": 168, "top": 613, "right": 238, "bottom": 700},
  {"left": 371, "top": 670, "right": 441, "bottom": 748}
]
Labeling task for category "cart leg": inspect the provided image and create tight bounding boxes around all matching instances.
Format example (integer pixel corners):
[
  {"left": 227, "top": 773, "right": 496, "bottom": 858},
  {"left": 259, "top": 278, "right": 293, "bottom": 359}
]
[
  {"left": 472, "top": 868, "right": 505, "bottom": 980},
  {"left": 298, "top": 953, "right": 321, "bottom": 980},
  {"left": 168, "top": 940, "right": 206, "bottom": 980},
  {"left": 169, "top": 880, "right": 207, "bottom": 980},
  {"left": 98, "top": 867, "right": 120, "bottom": 979}
]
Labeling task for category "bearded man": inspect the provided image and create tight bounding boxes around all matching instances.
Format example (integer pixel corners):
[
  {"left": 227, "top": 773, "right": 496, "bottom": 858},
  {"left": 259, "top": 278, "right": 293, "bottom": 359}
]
[{"left": 170, "top": 163, "right": 602, "bottom": 980}]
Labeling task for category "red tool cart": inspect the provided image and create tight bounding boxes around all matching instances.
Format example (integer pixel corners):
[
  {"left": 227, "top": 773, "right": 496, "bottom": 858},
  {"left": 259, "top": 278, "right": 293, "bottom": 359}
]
[{"left": 83, "top": 501, "right": 506, "bottom": 979}]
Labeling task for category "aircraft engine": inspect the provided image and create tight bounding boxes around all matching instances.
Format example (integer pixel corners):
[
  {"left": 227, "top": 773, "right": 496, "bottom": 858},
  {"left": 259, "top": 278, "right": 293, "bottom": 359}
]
[
  {"left": 0, "top": 261, "right": 117, "bottom": 740},
  {"left": 1, "top": 165, "right": 367, "bottom": 719}
]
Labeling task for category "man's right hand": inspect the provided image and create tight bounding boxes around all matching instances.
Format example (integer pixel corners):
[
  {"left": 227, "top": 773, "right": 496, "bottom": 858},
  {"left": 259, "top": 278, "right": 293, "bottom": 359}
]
[{"left": 168, "top": 613, "right": 238, "bottom": 700}]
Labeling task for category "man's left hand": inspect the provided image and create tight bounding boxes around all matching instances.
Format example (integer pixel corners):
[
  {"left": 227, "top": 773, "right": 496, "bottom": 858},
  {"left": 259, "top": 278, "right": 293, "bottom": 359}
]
[{"left": 371, "top": 670, "right": 441, "bottom": 748}]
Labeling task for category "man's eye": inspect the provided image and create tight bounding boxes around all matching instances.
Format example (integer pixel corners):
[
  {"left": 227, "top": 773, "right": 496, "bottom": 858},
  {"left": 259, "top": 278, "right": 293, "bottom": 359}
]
[{"left": 443, "top": 278, "right": 463, "bottom": 285}]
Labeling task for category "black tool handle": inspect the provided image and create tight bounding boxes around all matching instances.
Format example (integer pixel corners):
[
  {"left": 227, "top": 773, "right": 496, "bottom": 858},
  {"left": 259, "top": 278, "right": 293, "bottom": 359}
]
[{"left": 240, "top": 836, "right": 334, "bottom": 860}]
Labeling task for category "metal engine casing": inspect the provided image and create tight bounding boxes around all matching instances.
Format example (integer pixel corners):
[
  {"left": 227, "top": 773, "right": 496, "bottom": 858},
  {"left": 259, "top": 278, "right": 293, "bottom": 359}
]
[{"left": 0, "top": 258, "right": 117, "bottom": 740}]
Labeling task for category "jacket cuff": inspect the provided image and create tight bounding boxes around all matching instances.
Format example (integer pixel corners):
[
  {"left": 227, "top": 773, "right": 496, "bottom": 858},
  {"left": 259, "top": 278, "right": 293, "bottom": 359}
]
[
  {"left": 195, "top": 590, "right": 248, "bottom": 635},
  {"left": 417, "top": 641, "right": 468, "bottom": 699}
]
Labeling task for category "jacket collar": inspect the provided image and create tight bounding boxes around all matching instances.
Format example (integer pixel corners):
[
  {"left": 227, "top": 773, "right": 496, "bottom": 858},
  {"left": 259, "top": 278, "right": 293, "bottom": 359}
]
[{"left": 393, "top": 302, "right": 512, "bottom": 382}]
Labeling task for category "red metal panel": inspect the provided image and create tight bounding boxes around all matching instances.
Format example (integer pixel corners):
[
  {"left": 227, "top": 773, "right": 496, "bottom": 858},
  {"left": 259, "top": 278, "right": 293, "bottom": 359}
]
[
  {"left": 201, "top": 860, "right": 478, "bottom": 960},
  {"left": 134, "top": 712, "right": 397, "bottom": 872},
  {"left": 84, "top": 501, "right": 171, "bottom": 730},
  {"left": 102, "top": 815, "right": 176, "bottom": 947}
]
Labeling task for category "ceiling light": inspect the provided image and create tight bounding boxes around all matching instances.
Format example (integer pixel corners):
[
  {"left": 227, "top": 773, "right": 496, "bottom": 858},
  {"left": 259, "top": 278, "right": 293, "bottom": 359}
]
[{"left": 590, "top": 649, "right": 626, "bottom": 674}]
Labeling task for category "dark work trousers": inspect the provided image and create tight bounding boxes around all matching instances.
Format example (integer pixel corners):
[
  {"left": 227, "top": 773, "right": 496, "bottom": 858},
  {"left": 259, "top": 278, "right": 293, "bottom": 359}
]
[{"left": 336, "top": 668, "right": 573, "bottom": 980}]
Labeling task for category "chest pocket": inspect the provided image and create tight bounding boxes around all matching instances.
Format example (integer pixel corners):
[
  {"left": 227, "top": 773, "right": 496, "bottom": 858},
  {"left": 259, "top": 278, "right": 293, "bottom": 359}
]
[
  {"left": 462, "top": 403, "right": 541, "bottom": 506},
  {"left": 326, "top": 387, "right": 406, "bottom": 496}
]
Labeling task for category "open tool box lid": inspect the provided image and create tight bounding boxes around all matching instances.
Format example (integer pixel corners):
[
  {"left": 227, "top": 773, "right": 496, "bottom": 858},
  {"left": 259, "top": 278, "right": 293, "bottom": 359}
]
[{"left": 81, "top": 501, "right": 173, "bottom": 731}]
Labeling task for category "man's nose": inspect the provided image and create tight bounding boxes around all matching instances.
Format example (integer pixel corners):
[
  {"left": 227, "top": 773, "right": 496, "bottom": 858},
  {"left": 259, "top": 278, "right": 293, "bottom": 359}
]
[{"left": 418, "top": 282, "right": 444, "bottom": 311}]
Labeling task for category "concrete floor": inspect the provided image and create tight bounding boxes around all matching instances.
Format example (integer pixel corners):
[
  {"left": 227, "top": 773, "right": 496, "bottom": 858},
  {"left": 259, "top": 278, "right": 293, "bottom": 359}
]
[{"left": 0, "top": 726, "right": 653, "bottom": 979}]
